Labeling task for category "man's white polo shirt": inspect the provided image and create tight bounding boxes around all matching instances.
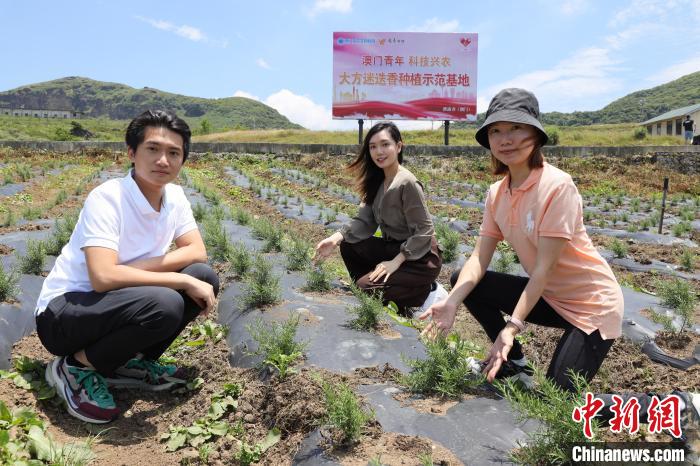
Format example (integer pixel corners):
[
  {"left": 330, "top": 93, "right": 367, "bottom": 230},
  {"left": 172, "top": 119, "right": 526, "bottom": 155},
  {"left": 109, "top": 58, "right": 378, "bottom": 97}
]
[{"left": 35, "top": 170, "right": 197, "bottom": 316}]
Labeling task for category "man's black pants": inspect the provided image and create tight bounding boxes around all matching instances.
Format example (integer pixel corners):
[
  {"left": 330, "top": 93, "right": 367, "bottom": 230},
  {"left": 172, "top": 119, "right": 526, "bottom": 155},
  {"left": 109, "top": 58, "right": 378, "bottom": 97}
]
[{"left": 36, "top": 263, "right": 219, "bottom": 376}]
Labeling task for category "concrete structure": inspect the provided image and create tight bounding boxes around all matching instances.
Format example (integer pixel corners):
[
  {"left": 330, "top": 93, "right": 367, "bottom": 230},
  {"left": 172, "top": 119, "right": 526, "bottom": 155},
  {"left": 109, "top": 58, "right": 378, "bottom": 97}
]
[
  {"left": 0, "top": 107, "right": 83, "bottom": 119},
  {"left": 641, "top": 103, "right": 700, "bottom": 138}
]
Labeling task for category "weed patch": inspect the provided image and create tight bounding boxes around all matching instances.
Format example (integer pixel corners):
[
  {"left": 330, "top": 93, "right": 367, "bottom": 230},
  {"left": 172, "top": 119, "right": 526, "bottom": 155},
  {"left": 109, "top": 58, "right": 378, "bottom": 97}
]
[
  {"left": 17, "top": 240, "right": 46, "bottom": 275},
  {"left": 347, "top": 285, "right": 385, "bottom": 331},
  {"left": 320, "top": 379, "right": 374, "bottom": 445},
  {"left": 400, "top": 335, "right": 484, "bottom": 397},
  {"left": 284, "top": 238, "right": 312, "bottom": 271},
  {"left": 0, "top": 260, "right": 20, "bottom": 302},
  {"left": 246, "top": 314, "right": 307, "bottom": 378},
  {"left": 242, "top": 255, "right": 281, "bottom": 308},
  {"left": 303, "top": 263, "right": 334, "bottom": 292},
  {"left": 161, "top": 382, "right": 243, "bottom": 451},
  {"left": 498, "top": 370, "right": 597, "bottom": 465},
  {"left": 227, "top": 241, "right": 253, "bottom": 277},
  {"left": 435, "top": 222, "right": 460, "bottom": 263}
]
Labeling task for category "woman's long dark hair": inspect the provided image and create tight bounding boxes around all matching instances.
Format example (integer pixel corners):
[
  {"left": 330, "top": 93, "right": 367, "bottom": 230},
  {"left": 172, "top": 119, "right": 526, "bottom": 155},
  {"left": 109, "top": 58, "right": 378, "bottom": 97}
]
[{"left": 347, "top": 122, "right": 404, "bottom": 204}]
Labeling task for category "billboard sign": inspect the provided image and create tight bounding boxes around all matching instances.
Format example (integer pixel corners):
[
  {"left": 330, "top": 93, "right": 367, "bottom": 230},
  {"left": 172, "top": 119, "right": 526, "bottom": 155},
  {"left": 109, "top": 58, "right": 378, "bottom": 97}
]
[{"left": 332, "top": 32, "right": 478, "bottom": 121}]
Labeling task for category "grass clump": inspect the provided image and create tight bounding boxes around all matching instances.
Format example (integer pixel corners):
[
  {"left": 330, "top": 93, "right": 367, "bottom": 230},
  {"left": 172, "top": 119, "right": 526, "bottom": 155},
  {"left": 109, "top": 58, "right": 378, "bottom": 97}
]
[
  {"left": 400, "top": 335, "right": 484, "bottom": 397},
  {"left": 435, "top": 222, "right": 460, "bottom": 263},
  {"left": 679, "top": 248, "right": 697, "bottom": 271},
  {"left": 499, "top": 370, "right": 597, "bottom": 465},
  {"left": 247, "top": 314, "right": 307, "bottom": 378},
  {"left": 17, "top": 240, "right": 46, "bottom": 275},
  {"left": 192, "top": 202, "right": 207, "bottom": 222},
  {"left": 0, "top": 261, "right": 20, "bottom": 302},
  {"left": 654, "top": 277, "right": 697, "bottom": 334},
  {"left": 242, "top": 254, "right": 281, "bottom": 308},
  {"left": 609, "top": 238, "right": 628, "bottom": 259},
  {"left": 202, "top": 214, "right": 231, "bottom": 262},
  {"left": 44, "top": 210, "right": 79, "bottom": 256},
  {"left": 493, "top": 242, "right": 517, "bottom": 273},
  {"left": 671, "top": 221, "right": 692, "bottom": 237},
  {"left": 321, "top": 379, "right": 374, "bottom": 445},
  {"left": 303, "top": 263, "right": 334, "bottom": 292},
  {"left": 251, "top": 217, "right": 284, "bottom": 253},
  {"left": 284, "top": 238, "right": 312, "bottom": 271},
  {"left": 347, "top": 285, "right": 385, "bottom": 331},
  {"left": 227, "top": 241, "right": 253, "bottom": 277},
  {"left": 231, "top": 206, "right": 251, "bottom": 225}
]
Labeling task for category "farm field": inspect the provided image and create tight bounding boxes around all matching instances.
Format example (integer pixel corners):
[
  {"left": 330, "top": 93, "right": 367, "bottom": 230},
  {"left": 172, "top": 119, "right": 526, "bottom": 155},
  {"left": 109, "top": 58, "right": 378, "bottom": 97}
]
[
  {"left": 0, "top": 115, "right": 689, "bottom": 146},
  {"left": 0, "top": 147, "right": 698, "bottom": 465}
]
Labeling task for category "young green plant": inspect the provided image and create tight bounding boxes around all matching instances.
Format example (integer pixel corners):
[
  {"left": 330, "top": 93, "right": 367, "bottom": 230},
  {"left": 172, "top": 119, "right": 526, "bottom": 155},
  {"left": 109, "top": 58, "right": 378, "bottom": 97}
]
[{"left": 246, "top": 314, "right": 307, "bottom": 378}]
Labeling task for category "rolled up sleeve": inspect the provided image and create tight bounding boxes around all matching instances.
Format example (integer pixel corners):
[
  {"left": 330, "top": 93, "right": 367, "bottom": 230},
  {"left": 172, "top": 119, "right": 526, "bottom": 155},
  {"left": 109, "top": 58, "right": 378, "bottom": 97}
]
[{"left": 399, "top": 181, "right": 433, "bottom": 260}]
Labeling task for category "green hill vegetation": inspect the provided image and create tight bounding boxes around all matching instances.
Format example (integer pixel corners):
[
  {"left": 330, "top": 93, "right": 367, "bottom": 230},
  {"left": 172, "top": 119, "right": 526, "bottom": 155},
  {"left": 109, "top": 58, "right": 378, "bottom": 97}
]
[
  {"left": 456, "top": 71, "right": 700, "bottom": 128},
  {"left": 0, "top": 76, "right": 302, "bottom": 133},
  {"left": 195, "top": 123, "right": 682, "bottom": 146}
]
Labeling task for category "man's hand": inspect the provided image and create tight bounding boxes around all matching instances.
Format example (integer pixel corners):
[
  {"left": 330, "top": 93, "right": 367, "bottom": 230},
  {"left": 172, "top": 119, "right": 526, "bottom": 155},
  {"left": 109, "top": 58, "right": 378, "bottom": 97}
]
[
  {"left": 419, "top": 299, "right": 458, "bottom": 338},
  {"left": 183, "top": 275, "right": 216, "bottom": 316}
]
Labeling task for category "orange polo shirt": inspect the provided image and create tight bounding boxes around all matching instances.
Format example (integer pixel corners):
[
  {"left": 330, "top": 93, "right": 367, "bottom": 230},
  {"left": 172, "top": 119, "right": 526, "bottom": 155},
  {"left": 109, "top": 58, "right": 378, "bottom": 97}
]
[{"left": 480, "top": 162, "right": 623, "bottom": 339}]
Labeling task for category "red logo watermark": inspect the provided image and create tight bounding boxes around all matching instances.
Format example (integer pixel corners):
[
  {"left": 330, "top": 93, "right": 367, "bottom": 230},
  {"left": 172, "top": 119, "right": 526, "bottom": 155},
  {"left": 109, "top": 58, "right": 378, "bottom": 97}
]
[{"left": 572, "top": 393, "right": 682, "bottom": 439}]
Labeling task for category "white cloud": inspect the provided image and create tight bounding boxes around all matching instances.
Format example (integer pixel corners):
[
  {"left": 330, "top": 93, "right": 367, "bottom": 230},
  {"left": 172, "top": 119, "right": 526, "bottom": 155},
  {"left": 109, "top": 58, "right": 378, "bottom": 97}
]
[
  {"left": 609, "top": 0, "right": 674, "bottom": 27},
  {"left": 604, "top": 22, "right": 660, "bottom": 50},
  {"left": 233, "top": 90, "right": 260, "bottom": 100},
  {"left": 407, "top": 17, "right": 460, "bottom": 33},
  {"left": 307, "top": 0, "right": 352, "bottom": 18},
  {"left": 134, "top": 16, "right": 227, "bottom": 47},
  {"left": 263, "top": 89, "right": 342, "bottom": 130},
  {"left": 484, "top": 47, "right": 623, "bottom": 112},
  {"left": 230, "top": 88, "right": 435, "bottom": 131},
  {"left": 264, "top": 90, "right": 438, "bottom": 130},
  {"left": 256, "top": 58, "right": 271, "bottom": 70},
  {"left": 560, "top": 0, "right": 589, "bottom": 15},
  {"left": 645, "top": 54, "right": 700, "bottom": 84}
]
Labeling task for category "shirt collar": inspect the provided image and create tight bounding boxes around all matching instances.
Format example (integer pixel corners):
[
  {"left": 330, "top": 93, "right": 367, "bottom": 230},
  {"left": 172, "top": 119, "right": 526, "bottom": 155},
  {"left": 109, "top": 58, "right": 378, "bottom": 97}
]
[
  {"left": 125, "top": 169, "right": 166, "bottom": 215},
  {"left": 504, "top": 163, "right": 545, "bottom": 193}
]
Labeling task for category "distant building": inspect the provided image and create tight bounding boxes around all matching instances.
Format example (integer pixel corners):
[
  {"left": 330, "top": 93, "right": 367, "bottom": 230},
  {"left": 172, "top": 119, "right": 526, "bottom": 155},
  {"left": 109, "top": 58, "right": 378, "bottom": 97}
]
[
  {"left": 641, "top": 103, "right": 700, "bottom": 137},
  {"left": 0, "top": 107, "right": 84, "bottom": 119}
]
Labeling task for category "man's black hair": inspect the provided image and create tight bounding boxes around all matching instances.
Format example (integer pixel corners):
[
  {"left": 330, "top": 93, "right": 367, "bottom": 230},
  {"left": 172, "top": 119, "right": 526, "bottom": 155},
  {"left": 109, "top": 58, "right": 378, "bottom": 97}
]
[{"left": 125, "top": 110, "right": 191, "bottom": 163}]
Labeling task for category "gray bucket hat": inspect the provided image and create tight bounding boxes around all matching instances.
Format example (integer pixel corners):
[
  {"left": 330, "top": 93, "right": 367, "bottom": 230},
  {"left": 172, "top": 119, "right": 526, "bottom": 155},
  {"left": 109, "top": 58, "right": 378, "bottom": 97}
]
[{"left": 475, "top": 88, "right": 548, "bottom": 149}]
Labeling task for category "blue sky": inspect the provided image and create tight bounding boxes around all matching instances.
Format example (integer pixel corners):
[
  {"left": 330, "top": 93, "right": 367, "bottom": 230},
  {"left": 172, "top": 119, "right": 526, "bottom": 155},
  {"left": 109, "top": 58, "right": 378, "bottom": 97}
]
[{"left": 2, "top": 0, "right": 699, "bottom": 130}]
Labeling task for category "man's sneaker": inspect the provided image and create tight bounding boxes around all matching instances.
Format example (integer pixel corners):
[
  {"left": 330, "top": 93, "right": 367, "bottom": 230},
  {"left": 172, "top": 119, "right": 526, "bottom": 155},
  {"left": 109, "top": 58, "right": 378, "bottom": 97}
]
[
  {"left": 106, "top": 358, "right": 186, "bottom": 391},
  {"left": 674, "top": 390, "right": 700, "bottom": 450},
  {"left": 45, "top": 357, "right": 119, "bottom": 424},
  {"left": 418, "top": 282, "right": 449, "bottom": 314}
]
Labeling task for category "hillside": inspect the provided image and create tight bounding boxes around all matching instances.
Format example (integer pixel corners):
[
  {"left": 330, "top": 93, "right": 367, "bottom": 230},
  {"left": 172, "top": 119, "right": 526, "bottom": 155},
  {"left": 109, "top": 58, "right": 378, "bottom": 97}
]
[
  {"left": 457, "top": 71, "right": 700, "bottom": 127},
  {"left": 0, "top": 77, "right": 302, "bottom": 131}
]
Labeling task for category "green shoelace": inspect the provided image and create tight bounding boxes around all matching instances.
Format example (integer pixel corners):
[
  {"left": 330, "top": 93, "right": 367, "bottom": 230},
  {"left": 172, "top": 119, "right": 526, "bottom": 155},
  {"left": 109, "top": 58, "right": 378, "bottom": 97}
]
[
  {"left": 126, "top": 358, "right": 177, "bottom": 382},
  {"left": 69, "top": 366, "right": 115, "bottom": 409}
]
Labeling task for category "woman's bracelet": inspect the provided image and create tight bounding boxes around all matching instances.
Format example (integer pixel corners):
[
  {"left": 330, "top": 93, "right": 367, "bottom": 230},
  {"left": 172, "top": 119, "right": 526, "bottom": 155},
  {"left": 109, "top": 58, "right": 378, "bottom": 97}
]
[{"left": 507, "top": 316, "right": 526, "bottom": 332}]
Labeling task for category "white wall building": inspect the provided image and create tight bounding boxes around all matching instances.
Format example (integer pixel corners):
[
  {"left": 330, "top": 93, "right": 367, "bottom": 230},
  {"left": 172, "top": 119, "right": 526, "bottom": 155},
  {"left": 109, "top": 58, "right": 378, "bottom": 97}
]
[{"left": 641, "top": 103, "right": 700, "bottom": 137}]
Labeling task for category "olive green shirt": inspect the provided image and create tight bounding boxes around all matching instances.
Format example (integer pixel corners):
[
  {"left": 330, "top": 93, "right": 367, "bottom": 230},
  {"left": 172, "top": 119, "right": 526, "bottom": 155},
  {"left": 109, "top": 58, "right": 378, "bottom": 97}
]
[{"left": 339, "top": 165, "right": 434, "bottom": 260}]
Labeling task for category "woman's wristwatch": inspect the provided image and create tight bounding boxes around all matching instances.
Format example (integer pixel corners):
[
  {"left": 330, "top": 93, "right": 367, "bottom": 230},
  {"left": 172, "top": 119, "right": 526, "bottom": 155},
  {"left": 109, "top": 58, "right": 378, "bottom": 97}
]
[{"left": 506, "top": 316, "right": 526, "bottom": 333}]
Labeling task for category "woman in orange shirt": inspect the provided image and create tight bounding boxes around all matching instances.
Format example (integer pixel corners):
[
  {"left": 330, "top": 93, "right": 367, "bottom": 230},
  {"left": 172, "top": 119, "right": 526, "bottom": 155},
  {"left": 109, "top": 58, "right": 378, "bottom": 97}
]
[{"left": 421, "top": 88, "right": 624, "bottom": 392}]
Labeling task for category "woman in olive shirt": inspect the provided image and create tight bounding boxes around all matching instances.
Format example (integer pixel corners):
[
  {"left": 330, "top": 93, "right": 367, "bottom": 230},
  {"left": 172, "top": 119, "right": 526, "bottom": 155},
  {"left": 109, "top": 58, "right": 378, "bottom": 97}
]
[{"left": 314, "top": 122, "right": 444, "bottom": 312}]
